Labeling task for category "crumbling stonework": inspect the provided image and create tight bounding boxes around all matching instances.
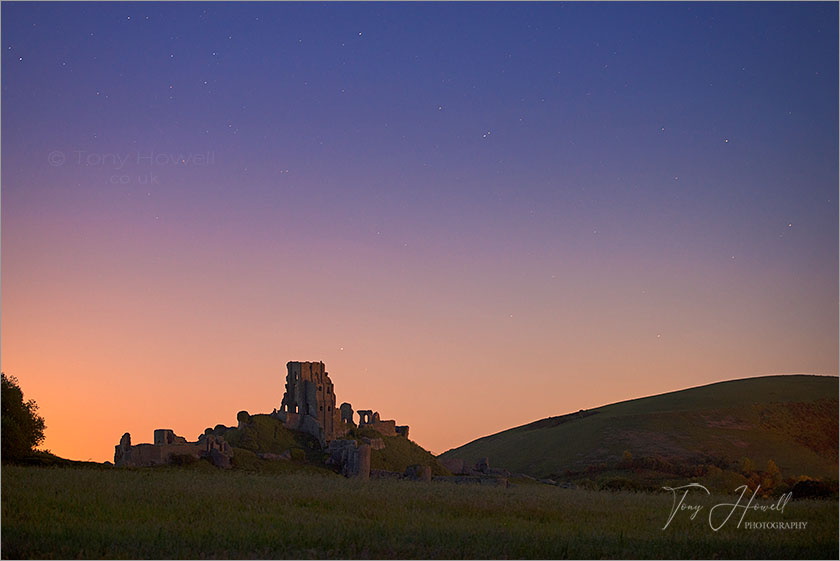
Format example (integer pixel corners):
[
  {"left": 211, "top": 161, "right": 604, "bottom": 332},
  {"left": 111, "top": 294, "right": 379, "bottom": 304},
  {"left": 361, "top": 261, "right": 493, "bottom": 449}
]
[
  {"left": 325, "top": 439, "right": 370, "bottom": 479},
  {"left": 340, "top": 402, "right": 355, "bottom": 426},
  {"left": 346, "top": 443, "right": 371, "bottom": 479},
  {"left": 370, "top": 469, "right": 402, "bottom": 480},
  {"left": 278, "top": 361, "right": 408, "bottom": 447},
  {"left": 113, "top": 360, "right": 409, "bottom": 477},
  {"left": 280, "top": 361, "right": 343, "bottom": 445},
  {"left": 404, "top": 464, "right": 432, "bottom": 482},
  {"left": 440, "top": 457, "right": 465, "bottom": 474},
  {"left": 433, "top": 456, "right": 513, "bottom": 486},
  {"left": 357, "top": 410, "right": 398, "bottom": 437},
  {"left": 154, "top": 429, "right": 187, "bottom": 445},
  {"left": 362, "top": 436, "right": 385, "bottom": 450},
  {"left": 114, "top": 430, "right": 232, "bottom": 468}
]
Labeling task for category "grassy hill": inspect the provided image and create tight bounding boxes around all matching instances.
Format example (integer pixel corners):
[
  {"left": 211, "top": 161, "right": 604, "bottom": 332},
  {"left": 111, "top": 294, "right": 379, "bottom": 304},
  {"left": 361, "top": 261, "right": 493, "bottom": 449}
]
[
  {"left": 208, "top": 414, "right": 447, "bottom": 476},
  {"left": 440, "top": 375, "right": 838, "bottom": 484},
  {"left": 346, "top": 426, "right": 450, "bottom": 476}
]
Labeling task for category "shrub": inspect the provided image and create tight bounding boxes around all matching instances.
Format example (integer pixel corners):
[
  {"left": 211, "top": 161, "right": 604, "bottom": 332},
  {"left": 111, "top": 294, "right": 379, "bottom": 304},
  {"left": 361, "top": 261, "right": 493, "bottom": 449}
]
[
  {"left": 739, "top": 457, "right": 755, "bottom": 475},
  {"left": 576, "top": 478, "right": 599, "bottom": 491},
  {"left": 1, "top": 373, "right": 46, "bottom": 461},
  {"left": 703, "top": 468, "right": 747, "bottom": 492},
  {"left": 231, "top": 447, "right": 260, "bottom": 470},
  {"left": 791, "top": 480, "right": 836, "bottom": 500},
  {"left": 766, "top": 459, "right": 783, "bottom": 486},
  {"left": 600, "top": 477, "right": 641, "bottom": 492}
]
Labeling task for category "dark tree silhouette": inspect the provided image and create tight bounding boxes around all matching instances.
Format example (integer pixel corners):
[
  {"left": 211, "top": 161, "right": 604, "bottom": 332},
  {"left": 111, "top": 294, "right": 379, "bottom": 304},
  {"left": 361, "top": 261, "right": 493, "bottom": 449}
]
[{"left": 2, "top": 373, "right": 46, "bottom": 461}]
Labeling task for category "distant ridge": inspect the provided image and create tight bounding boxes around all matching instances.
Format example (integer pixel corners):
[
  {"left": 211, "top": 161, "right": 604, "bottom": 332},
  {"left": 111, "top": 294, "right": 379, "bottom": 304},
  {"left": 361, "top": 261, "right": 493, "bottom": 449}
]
[{"left": 440, "top": 375, "right": 838, "bottom": 480}]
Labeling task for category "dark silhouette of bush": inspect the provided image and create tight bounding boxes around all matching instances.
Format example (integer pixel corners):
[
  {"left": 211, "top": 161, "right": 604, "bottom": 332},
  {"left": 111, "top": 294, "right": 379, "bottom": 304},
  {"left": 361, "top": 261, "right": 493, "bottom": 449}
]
[
  {"left": 2, "top": 373, "right": 46, "bottom": 461},
  {"left": 600, "top": 477, "right": 641, "bottom": 492},
  {"left": 791, "top": 479, "right": 837, "bottom": 500}
]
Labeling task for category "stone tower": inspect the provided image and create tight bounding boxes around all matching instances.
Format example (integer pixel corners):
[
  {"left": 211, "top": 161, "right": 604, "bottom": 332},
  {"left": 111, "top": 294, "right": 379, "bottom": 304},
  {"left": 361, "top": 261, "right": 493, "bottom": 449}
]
[{"left": 280, "top": 361, "right": 340, "bottom": 445}]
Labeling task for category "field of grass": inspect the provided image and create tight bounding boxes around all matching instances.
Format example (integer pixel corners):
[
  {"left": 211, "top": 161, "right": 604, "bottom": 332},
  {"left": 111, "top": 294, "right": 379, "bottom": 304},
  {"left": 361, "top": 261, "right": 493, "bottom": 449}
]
[
  {"left": 441, "top": 375, "right": 839, "bottom": 481},
  {"left": 2, "top": 465, "right": 837, "bottom": 559}
]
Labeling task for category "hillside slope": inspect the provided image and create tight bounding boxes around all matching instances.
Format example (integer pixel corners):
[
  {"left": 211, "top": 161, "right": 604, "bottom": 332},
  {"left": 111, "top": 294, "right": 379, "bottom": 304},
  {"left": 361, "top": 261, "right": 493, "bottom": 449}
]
[
  {"left": 440, "top": 375, "right": 838, "bottom": 480},
  {"left": 210, "top": 414, "right": 448, "bottom": 475}
]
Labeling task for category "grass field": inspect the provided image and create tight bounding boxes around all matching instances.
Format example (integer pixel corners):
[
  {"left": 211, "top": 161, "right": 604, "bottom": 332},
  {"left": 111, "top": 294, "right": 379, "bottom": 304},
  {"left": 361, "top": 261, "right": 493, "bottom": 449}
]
[{"left": 2, "top": 465, "right": 837, "bottom": 559}]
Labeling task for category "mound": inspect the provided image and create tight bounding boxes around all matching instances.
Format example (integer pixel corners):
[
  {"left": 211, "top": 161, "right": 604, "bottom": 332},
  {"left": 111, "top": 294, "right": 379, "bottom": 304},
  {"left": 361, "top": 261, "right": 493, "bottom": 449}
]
[
  {"left": 208, "top": 414, "right": 447, "bottom": 476},
  {"left": 346, "top": 427, "right": 450, "bottom": 476}
]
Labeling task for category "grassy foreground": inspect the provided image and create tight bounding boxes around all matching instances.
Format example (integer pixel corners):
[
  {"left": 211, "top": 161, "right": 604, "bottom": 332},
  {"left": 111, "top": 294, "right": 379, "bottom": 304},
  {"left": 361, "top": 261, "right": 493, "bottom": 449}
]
[{"left": 2, "top": 465, "right": 837, "bottom": 559}]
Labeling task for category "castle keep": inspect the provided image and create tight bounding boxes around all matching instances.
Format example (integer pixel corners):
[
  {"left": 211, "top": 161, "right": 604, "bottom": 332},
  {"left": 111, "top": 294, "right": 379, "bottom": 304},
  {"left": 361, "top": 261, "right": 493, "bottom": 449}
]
[
  {"left": 274, "top": 361, "right": 408, "bottom": 445},
  {"left": 277, "top": 361, "right": 340, "bottom": 444}
]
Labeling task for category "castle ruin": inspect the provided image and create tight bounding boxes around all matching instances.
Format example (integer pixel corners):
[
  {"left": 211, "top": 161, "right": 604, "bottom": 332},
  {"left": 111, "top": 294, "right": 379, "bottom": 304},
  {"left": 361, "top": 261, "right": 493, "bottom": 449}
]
[
  {"left": 114, "top": 429, "right": 232, "bottom": 468},
  {"left": 274, "top": 361, "right": 408, "bottom": 446},
  {"left": 276, "top": 361, "right": 340, "bottom": 445},
  {"left": 114, "top": 360, "right": 409, "bottom": 473}
]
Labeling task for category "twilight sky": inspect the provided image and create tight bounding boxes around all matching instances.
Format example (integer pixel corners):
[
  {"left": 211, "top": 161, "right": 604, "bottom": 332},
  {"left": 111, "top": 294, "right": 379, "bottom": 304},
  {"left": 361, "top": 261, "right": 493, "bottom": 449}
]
[{"left": 2, "top": 1, "right": 837, "bottom": 462}]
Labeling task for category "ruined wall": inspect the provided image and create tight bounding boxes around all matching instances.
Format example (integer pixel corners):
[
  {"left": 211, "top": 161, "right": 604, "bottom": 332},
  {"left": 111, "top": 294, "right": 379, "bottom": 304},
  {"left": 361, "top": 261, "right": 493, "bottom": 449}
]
[
  {"left": 340, "top": 402, "right": 355, "bottom": 426},
  {"left": 153, "top": 429, "right": 187, "bottom": 445},
  {"left": 115, "top": 430, "right": 231, "bottom": 468},
  {"left": 357, "top": 410, "right": 399, "bottom": 437},
  {"left": 280, "top": 361, "right": 342, "bottom": 445},
  {"left": 326, "top": 439, "right": 370, "bottom": 479}
]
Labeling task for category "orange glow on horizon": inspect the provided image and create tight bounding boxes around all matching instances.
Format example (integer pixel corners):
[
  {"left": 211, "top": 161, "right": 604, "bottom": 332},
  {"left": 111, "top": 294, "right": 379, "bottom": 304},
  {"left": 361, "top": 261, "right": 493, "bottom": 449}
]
[{"left": 2, "top": 223, "right": 836, "bottom": 462}]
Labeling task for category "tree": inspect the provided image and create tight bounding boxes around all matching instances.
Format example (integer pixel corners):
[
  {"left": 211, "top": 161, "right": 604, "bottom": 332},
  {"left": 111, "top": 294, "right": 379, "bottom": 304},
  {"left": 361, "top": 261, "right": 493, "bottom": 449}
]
[
  {"left": 739, "top": 457, "right": 755, "bottom": 475},
  {"left": 1, "top": 373, "right": 46, "bottom": 460},
  {"left": 765, "top": 459, "right": 783, "bottom": 487}
]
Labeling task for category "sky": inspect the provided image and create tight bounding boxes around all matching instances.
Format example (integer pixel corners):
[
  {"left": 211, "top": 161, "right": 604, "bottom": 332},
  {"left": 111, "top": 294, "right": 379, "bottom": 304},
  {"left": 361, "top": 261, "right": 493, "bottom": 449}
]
[{"left": 1, "top": 1, "right": 837, "bottom": 462}]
